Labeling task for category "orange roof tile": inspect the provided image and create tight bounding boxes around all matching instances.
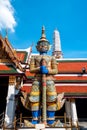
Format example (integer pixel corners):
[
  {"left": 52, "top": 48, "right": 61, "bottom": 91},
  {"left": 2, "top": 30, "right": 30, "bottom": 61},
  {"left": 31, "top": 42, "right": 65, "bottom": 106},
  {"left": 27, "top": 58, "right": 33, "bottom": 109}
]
[
  {"left": 21, "top": 84, "right": 87, "bottom": 93},
  {"left": 16, "top": 51, "right": 28, "bottom": 63},
  {"left": 0, "top": 65, "right": 10, "bottom": 70},
  {"left": 21, "top": 86, "right": 31, "bottom": 93},
  {"left": 0, "top": 64, "right": 19, "bottom": 74},
  {"left": 58, "top": 62, "right": 87, "bottom": 73},
  {"left": 25, "top": 70, "right": 34, "bottom": 77},
  {"left": 55, "top": 75, "right": 87, "bottom": 82},
  {"left": 56, "top": 86, "right": 87, "bottom": 93}
]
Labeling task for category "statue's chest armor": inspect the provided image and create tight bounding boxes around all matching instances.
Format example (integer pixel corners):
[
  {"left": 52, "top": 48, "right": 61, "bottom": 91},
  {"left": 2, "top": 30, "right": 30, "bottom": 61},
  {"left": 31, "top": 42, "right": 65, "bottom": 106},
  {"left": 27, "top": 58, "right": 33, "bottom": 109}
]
[{"left": 35, "top": 56, "right": 51, "bottom": 67}]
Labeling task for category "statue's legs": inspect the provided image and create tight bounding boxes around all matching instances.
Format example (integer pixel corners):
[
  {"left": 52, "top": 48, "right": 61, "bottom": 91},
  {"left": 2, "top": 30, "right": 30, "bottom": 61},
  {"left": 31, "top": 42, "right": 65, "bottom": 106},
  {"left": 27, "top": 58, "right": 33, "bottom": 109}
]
[
  {"left": 46, "top": 80, "right": 57, "bottom": 125},
  {"left": 29, "top": 80, "right": 40, "bottom": 124},
  {"left": 31, "top": 110, "right": 41, "bottom": 124},
  {"left": 28, "top": 79, "right": 64, "bottom": 127},
  {"left": 47, "top": 110, "right": 55, "bottom": 125}
]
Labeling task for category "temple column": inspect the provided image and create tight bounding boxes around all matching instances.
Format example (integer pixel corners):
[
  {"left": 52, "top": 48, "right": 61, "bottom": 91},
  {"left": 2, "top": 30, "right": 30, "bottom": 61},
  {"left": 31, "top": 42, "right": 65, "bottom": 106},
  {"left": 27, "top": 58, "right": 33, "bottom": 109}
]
[
  {"left": 65, "top": 99, "right": 71, "bottom": 123},
  {"left": 70, "top": 98, "right": 78, "bottom": 126},
  {"left": 4, "top": 76, "right": 16, "bottom": 127}
]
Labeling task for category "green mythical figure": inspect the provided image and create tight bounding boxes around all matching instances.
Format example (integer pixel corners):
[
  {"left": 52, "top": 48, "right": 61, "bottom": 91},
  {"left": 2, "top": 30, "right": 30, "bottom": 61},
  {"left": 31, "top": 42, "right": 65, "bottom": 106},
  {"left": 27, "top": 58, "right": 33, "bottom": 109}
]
[{"left": 21, "top": 26, "right": 65, "bottom": 127}]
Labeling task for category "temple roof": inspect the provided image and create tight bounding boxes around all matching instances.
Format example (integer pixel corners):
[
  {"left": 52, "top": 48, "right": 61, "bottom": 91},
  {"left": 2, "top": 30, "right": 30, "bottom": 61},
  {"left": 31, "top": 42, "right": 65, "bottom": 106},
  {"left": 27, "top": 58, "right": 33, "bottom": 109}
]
[
  {"left": 58, "top": 61, "right": 87, "bottom": 74},
  {"left": 16, "top": 51, "right": 28, "bottom": 63},
  {"left": 0, "top": 35, "right": 23, "bottom": 72},
  {"left": 0, "top": 64, "right": 22, "bottom": 75}
]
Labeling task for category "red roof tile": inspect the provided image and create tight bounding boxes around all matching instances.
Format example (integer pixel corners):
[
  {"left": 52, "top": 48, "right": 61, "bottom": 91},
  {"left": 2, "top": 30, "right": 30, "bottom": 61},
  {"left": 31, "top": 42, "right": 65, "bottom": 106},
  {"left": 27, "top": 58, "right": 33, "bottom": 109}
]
[
  {"left": 21, "top": 86, "right": 31, "bottom": 93},
  {"left": 16, "top": 51, "right": 28, "bottom": 63},
  {"left": 0, "top": 64, "right": 19, "bottom": 74},
  {"left": 56, "top": 86, "right": 87, "bottom": 93},
  {"left": 25, "top": 70, "right": 34, "bottom": 77},
  {"left": 55, "top": 75, "right": 87, "bottom": 82},
  {"left": 21, "top": 84, "right": 87, "bottom": 93},
  {"left": 58, "top": 62, "right": 87, "bottom": 73},
  {"left": 0, "top": 65, "right": 10, "bottom": 70}
]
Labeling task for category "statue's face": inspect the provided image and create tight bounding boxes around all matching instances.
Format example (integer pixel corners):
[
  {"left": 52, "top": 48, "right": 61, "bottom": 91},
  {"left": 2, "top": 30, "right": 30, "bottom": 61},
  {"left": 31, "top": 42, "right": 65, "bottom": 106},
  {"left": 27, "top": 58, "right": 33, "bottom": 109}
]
[{"left": 36, "top": 41, "right": 49, "bottom": 53}]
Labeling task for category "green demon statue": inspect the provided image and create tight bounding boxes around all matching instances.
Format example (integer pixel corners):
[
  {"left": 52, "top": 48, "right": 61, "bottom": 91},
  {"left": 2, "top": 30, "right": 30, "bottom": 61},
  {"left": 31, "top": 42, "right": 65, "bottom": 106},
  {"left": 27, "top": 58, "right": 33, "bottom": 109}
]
[{"left": 21, "top": 26, "right": 65, "bottom": 127}]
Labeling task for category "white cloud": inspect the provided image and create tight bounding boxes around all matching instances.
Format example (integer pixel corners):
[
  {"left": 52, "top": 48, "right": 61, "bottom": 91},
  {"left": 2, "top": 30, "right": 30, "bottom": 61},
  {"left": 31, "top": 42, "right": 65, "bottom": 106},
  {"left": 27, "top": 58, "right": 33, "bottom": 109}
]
[{"left": 0, "top": 0, "right": 17, "bottom": 32}]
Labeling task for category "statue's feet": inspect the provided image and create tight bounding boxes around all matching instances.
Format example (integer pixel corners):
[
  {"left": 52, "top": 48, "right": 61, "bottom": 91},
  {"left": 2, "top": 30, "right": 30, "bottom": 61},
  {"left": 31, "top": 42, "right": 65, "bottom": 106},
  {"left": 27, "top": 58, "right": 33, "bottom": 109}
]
[
  {"left": 48, "top": 120, "right": 63, "bottom": 127},
  {"left": 24, "top": 120, "right": 35, "bottom": 127}
]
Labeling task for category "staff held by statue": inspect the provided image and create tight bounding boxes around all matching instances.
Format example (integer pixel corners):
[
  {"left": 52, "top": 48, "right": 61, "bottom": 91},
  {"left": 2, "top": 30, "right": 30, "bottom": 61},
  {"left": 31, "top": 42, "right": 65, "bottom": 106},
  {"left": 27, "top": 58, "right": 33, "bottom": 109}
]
[{"left": 40, "top": 58, "right": 48, "bottom": 125}]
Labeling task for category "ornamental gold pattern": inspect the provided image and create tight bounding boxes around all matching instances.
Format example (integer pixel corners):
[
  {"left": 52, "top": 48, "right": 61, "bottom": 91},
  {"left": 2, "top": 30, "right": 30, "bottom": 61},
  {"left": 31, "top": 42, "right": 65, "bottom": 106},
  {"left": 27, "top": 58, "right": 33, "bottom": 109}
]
[
  {"left": 9, "top": 76, "right": 16, "bottom": 85},
  {"left": 29, "top": 54, "right": 58, "bottom": 111}
]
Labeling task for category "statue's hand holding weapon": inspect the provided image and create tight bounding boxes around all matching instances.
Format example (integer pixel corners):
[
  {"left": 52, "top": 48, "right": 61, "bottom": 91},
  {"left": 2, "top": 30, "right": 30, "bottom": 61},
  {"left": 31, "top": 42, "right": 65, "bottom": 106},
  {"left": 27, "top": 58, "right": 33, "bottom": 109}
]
[
  {"left": 40, "top": 66, "right": 48, "bottom": 74},
  {"left": 40, "top": 58, "right": 48, "bottom": 74}
]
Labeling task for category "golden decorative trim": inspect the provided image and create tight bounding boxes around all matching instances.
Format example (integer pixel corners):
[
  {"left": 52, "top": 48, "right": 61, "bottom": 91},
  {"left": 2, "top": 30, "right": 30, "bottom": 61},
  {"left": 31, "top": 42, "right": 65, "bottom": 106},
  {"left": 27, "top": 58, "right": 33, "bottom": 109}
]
[
  {"left": 31, "top": 102, "right": 39, "bottom": 106},
  {"left": 30, "top": 91, "right": 40, "bottom": 96},
  {"left": 47, "top": 92, "right": 57, "bottom": 96},
  {"left": 9, "top": 76, "right": 16, "bottom": 85},
  {"left": 70, "top": 98, "right": 75, "bottom": 102}
]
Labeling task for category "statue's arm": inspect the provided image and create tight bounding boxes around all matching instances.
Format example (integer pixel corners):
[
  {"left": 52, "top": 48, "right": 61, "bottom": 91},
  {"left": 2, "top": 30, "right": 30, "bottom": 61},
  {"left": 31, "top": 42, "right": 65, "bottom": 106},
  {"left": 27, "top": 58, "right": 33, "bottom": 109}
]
[
  {"left": 48, "top": 57, "right": 58, "bottom": 75},
  {"left": 29, "top": 56, "right": 40, "bottom": 73}
]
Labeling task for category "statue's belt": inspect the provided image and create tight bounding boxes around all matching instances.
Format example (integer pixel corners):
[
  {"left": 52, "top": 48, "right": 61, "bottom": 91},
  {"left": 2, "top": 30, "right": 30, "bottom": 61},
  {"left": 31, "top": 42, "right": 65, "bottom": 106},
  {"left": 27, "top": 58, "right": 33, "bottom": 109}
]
[{"left": 30, "top": 91, "right": 57, "bottom": 96}]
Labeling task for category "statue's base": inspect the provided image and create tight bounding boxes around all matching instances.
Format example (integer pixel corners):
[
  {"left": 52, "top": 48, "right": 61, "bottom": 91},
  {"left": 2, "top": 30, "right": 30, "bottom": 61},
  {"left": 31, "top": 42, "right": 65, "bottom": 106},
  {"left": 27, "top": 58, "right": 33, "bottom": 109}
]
[
  {"left": 18, "top": 128, "right": 66, "bottom": 130},
  {"left": 35, "top": 123, "right": 45, "bottom": 129},
  {"left": 24, "top": 120, "right": 64, "bottom": 128}
]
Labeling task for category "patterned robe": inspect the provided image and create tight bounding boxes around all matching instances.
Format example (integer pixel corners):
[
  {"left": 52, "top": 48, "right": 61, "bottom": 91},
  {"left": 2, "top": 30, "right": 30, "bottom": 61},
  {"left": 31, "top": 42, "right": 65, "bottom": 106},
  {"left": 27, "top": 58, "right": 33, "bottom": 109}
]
[{"left": 29, "top": 55, "right": 58, "bottom": 111}]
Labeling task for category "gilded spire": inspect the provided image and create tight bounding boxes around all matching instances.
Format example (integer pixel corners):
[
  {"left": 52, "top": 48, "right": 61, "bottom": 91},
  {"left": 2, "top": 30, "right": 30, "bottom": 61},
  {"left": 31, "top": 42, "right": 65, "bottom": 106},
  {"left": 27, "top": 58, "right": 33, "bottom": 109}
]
[
  {"left": 37, "top": 26, "right": 50, "bottom": 44},
  {"left": 41, "top": 26, "right": 46, "bottom": 39}
]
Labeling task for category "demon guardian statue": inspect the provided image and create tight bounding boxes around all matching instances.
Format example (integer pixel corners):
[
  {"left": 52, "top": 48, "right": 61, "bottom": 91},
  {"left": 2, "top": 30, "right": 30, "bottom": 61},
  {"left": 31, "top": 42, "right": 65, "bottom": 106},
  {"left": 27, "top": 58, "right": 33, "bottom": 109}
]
[{"left": 21, "top": 26, "right": 65, "bottom": 127}]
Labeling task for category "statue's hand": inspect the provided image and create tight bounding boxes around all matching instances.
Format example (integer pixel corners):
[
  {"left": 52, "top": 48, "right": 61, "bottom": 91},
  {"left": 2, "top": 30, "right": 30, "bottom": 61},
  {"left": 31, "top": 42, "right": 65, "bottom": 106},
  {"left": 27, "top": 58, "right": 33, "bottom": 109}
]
[{"left": 40, "top": 65, "right": 48, "bottom": 74}]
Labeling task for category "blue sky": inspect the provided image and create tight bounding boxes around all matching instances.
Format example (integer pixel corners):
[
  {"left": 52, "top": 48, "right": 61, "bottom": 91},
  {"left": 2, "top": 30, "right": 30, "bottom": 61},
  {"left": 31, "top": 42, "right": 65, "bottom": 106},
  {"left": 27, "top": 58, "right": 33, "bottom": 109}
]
[{"left": 1, "top": 0, "right": 87, "bottom": 58}]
